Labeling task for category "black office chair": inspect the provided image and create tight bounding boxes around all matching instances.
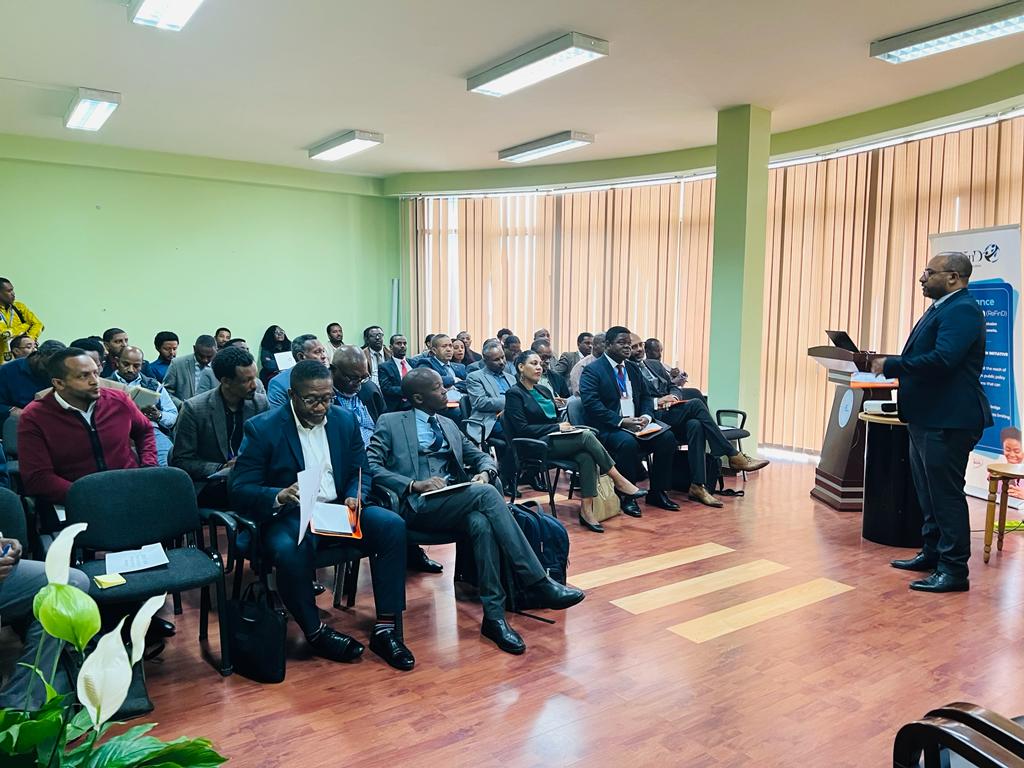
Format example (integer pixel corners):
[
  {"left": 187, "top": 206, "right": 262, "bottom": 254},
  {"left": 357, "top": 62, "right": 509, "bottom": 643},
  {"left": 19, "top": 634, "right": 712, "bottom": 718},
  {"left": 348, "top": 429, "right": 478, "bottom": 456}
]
[
  {"left": 64, "top": 467, "right": 232, "bottom": 676},
  {"left": 0, "top": 486, "right": 28, "bottom": 547},
  {"left": 3, "top": 414, "right": 21, "bottom": 493}
]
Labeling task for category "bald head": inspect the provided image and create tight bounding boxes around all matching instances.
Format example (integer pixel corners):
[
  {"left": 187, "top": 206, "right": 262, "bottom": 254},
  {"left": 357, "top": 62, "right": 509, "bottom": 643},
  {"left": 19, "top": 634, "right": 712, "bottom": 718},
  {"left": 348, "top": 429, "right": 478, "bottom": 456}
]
[
  {"left": 117, "top": 345, "right": 146, "bottom": 383},
  {"left": 330, "top": 344, "right": 369, "bottom": 396}
]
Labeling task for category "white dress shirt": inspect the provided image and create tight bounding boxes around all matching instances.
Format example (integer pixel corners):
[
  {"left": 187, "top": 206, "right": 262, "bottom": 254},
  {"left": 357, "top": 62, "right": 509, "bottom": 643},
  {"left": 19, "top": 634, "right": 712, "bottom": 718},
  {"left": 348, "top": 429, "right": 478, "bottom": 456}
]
[
  {"left": 54, "top": 391, "right": 96, "bottom": 424},
  {"left": 605, "top": 354, "right": 635, "bottom": 419},
  {"left": 291, "top": 402, "right": 336, "bottom": 503}
]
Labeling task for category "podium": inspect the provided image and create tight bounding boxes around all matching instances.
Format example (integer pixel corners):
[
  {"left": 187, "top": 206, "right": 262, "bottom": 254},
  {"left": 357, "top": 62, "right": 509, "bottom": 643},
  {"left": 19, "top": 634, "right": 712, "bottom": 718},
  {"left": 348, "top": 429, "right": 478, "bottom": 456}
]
[{"left": 807, "top": 346, "right": 894, "bottom": 511}]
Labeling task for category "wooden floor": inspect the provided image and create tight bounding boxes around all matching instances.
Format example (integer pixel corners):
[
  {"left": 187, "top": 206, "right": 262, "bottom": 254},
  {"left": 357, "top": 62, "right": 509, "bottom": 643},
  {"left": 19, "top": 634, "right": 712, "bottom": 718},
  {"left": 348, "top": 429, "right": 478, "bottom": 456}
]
[{"left": 85, "top": 463, "right": 1024, "bottom": 765}]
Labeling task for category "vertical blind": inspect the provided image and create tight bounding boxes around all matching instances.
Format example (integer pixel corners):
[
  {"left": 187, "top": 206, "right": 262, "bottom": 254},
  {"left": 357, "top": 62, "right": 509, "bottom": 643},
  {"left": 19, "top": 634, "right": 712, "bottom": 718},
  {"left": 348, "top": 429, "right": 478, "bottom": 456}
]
[{"left": 404, "top": 115, "right": 1024, "bottom": 452}]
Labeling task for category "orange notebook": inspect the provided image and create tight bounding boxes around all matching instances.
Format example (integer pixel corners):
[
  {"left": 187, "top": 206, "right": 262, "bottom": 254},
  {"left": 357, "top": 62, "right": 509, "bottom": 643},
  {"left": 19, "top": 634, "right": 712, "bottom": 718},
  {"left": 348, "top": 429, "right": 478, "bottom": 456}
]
[{"left": 310, "top": 468, "right": 364, "bottom": 539}]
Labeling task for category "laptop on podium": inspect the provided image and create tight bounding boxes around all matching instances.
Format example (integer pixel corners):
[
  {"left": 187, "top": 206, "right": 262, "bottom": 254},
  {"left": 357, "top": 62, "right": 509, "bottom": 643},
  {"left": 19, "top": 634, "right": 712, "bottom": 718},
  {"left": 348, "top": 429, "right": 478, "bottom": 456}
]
[{"left": 825, "top": 330, "right": 859, "bottom": 354}]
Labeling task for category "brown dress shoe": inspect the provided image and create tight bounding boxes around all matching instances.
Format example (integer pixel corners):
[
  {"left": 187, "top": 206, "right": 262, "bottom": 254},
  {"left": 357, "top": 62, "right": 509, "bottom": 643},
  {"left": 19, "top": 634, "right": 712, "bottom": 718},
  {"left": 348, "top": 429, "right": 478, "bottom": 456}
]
[
  {"left": 728, "top": 452, "right": 770, "bottom": 472},
  {"left": 688, "top": 484, "right": 724, "bottom": 507}
]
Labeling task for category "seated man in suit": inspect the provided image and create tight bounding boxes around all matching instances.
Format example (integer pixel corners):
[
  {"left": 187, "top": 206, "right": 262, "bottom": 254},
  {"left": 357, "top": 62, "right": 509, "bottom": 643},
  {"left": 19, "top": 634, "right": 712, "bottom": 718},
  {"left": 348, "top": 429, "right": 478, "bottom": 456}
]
[
  {"left": 579, "top": 326, "right": 679, "bottom": 515},
  {"left": 267, "top": 334, "right": 330, "bottom": 408},
  {"left": 368, "top": 368, "right": 585, "bottom": 655},
  {"left": 414, "top": 333, "right": 467, "bottom": 388},
  {"left": 331, "top": 345, "right": 442, "bottom": 574},
  {"left": 501, "top": 335, "right": 522, "bottom": 376},
  {"left": 106, "top": 346, "right": 177, "bottom": 466},
  {"left": 0, "top": 340, "right": 66, "bottom": 425},
  {"left": 377, "top": 334, "right": 413, "bottom": 412},
  {"left": 163, "top": 334, "right": 217, "bottom": 405},
  {"left": 553, "top": 332, "right": 592, "bottom": 377},
  {"left": 361, "top": 326, "right": 392, "bottom": 385},
  {"left": 531, "top": 338, "right": 569, "bottom": 400},
  {"left": 643, "top": 337, "right": 687, "bottom": 394},
  {"left": 464, "top": 340, "right": 514, "bottom": 444},
  {"left": 230, "top": 360, "right": 414, "bottom": 670},
  {"left": 569, "top": 333, "right": 605, "bottom": 396},
  {"left": 171, "top": 346, "right": 268, "bottom": 508}
]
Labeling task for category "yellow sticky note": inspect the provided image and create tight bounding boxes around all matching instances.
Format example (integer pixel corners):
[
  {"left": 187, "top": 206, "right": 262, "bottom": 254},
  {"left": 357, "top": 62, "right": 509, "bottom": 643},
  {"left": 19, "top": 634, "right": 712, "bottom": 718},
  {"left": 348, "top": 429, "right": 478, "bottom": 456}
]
[{"left": 93, "top": 573, "right": 126, "bottom": 589}]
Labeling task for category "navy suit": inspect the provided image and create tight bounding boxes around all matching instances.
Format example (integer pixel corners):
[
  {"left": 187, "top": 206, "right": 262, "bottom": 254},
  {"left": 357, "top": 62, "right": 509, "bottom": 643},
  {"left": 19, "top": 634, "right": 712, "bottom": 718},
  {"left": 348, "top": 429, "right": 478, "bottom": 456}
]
[
  {"left": 230, "top": 404, "right": 406, "bottom": 635},
  {"left": 413, "top": 356, "right": 467, "bottom": 389},
  {"left": 579, "top": 356, "right": 677, "bottom": 491},
  {"left": 377, "top": 358, "right": 411, "bottom": 412},
  {"left": 883, "top": 289, "right": 993, "bottom": 578}
]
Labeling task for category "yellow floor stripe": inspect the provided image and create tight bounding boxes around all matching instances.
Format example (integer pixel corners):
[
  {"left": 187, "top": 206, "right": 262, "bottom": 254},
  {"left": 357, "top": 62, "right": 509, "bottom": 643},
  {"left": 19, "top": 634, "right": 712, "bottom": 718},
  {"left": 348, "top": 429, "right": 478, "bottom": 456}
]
[
  {"left": 570, "top": 543, "right": 733, "bottom": 589},
  {"left": 668, "top": 578, "right": 853, "bottom": 643},
  {"left": 611, "top": 560, "right": 789, "bottom": 614}
]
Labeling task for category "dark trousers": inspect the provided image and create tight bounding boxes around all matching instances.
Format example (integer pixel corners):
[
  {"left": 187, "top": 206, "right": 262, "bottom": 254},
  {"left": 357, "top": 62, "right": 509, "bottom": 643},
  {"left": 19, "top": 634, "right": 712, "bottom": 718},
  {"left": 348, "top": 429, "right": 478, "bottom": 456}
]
[
  {"left": 596, "top": 428, "right": 676, "bottom": 491},
  {"left": 262, "top": 505, "right": 407, "bottom": 636},
  {"left": 407, "top": 483, "right": 546, "bottom": 620},
  {"left": 660, "top": 400, "right": 737, "bottom": 484},
  {"left": 907, "top": 425, "right": 981, "bottom": 580}
]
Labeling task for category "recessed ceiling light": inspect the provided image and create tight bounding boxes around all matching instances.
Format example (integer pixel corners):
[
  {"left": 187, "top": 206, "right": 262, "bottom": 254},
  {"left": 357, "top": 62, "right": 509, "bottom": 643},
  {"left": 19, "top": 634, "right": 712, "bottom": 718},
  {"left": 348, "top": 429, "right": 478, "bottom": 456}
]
[
  {"left": 308, "top": 130, "right": 384, "bottom": 162},
  {"left": 468, "top": 32, "right": 608, "bottom": 97},
  {"left": 129, "top": 0, "right": 207, "bottom": 31},
  {"left": 871, "top": 1, "right": 1024, "bottom": 62},
  {"left": 64, "top": 88, "right": 120, "bottom": 132},
  {"left": 499, "top": 131, "right": 593, "bottom": 163}
]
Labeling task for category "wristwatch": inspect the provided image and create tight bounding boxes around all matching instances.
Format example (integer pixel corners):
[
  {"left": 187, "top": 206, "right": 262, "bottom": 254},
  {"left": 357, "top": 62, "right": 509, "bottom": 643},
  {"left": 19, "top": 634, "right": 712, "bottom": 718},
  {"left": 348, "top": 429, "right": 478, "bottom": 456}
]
[{"left": 484, "top": 468, "right": 498, "bottom": 484}]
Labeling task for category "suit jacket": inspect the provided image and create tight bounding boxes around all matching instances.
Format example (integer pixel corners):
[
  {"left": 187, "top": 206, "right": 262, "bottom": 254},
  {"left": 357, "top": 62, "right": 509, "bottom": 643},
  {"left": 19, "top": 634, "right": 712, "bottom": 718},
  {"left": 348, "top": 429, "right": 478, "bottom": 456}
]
[
  {"left": 170, "top": 387, "right": 269, "bottom": 494},
  {"left": 356, "top": 380, "right": 386, "bottom": 422},
  {"left": 466, "top": 359, "right": 484, "bottom": 374},
  {"left": 552, "top": 350, "right": 581, "bottom": 377},
  {"left": 542, "top": 369, "right": 570, "bottom": 398},
  {"left": 579, "top": 356, "right": 655, "bottom": 433},
  {"left": 413, "top": 355, "right": 467, "bottom": 387},
  {"left": 377, "top": 358, "right": 412, "bottom": 412},
  {"left": 465, "top": 367, "right": 516, "bottom": 442},
  {"left": 462, "top": 348, "right": 482, "bottom": 364},
  {"left": 367, "top": 410, "right": 496, "bottom": 515},
  {"left": 162, "top": 354, "right": 209, "bottom": 403},
  {"left": 362, "top": 346, "right": 392, "bottom": 379},
  {"left": 883, "top": 289, "right": 993, "bottom": 430},
  {"left": 503, "top": 383, "right": 561, "bottom": 441},
  {"left": 230, "top": 404, "right": 370, "bottom": 523}
]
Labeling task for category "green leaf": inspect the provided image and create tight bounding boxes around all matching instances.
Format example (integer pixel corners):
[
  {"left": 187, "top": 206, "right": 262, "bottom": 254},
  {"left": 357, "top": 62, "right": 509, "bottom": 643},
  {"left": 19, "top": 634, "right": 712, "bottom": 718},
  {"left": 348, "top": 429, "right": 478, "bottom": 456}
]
[
  {"left": 133, "top": 737, "right": 228, "bottom": 767},
  {"left": 18, "top": 662, "right": 60, "bottom": 704},
  {"left": 33, "top": 583, "right": 101, "bottom": 652},
  {"left": 83, "top": 729, "right": 166, "bottom": 768},
  {"left": 66, "top": 708, "right": 97, "bottom": 743}
]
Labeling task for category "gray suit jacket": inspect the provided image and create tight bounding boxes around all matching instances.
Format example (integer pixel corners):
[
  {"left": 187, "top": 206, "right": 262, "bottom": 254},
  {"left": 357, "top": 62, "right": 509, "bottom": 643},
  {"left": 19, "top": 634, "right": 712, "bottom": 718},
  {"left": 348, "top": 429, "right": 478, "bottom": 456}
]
[
  {"left": 367, "top": 410, "right": 496, "bottom": 515},
  {"left": 465, "top": 368, "right": 516, "bottom": 442},
  {"left": 162, "top": 354, "right": 208, "bottom": 403},
  {"left": 552, "top": 350, "right": 580, "bottom": 377},
  {"left": 170, "top": 387, "right": 269, "bottom": 494}
]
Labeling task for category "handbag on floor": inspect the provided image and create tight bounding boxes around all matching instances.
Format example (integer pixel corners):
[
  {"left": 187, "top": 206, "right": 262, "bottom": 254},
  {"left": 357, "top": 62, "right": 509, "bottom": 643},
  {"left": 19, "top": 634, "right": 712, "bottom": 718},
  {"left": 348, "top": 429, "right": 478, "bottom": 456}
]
[
  {"left": 593, "top": 475, "right": 621, "bottom": 522},
  {"left": 226, "top": 582, "right": 287, "bottom": 683}
]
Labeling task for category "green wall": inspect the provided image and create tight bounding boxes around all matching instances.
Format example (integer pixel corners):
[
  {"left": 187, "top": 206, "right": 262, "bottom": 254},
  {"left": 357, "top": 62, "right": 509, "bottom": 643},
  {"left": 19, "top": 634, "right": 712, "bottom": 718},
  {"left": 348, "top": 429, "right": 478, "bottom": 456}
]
[{"left": 0, "top": 155, "right": 401, "bottom": 357}]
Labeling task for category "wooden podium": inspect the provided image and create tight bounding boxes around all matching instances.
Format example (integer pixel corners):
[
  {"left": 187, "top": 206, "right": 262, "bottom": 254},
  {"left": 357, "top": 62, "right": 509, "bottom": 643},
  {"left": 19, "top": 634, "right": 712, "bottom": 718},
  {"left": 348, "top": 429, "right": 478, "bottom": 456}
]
[{"left": 807, "top": 346, "right": 894, "bottom": 511}]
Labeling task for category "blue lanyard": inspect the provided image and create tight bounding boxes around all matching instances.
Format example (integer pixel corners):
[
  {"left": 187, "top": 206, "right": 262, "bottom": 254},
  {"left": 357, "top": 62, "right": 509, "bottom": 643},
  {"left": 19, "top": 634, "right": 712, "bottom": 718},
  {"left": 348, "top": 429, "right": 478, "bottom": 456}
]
[{"left": 615, "top": 365, "right": 628, "bottom": 396}]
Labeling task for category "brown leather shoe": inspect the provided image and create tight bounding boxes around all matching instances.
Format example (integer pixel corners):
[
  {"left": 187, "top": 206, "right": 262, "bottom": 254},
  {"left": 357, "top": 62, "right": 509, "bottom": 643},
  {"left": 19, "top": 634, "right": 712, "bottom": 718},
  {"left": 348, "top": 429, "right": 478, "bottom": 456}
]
[
  {"left": 728, "top": 452, "right": 770, "bottom": 472},
  {"left": 688, "top": 484, "right": 723, "bottom": 507}
]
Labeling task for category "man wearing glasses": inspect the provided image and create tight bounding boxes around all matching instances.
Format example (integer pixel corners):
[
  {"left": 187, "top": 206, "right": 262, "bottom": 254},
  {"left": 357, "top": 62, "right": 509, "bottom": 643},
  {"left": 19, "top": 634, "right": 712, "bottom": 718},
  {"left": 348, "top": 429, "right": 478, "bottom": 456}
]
[
  {"left": 230, "top": 360, "right": 414, "bottom": 670},
  {"left": 871, "top": 252, "right": 992, "bottom": 593}
]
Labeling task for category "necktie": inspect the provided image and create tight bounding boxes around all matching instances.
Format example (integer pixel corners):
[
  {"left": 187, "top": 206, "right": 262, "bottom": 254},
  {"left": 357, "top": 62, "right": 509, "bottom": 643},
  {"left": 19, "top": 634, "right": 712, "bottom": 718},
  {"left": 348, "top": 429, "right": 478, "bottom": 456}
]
[
  {"left": 427, "top": 415, "right": 445, "bottom": 452},
  {"left": 615, "top": 364, "right": 628, "bottom": 397},
  {"left": 400, "top": 359, "right": 408, "bottom": 376}
]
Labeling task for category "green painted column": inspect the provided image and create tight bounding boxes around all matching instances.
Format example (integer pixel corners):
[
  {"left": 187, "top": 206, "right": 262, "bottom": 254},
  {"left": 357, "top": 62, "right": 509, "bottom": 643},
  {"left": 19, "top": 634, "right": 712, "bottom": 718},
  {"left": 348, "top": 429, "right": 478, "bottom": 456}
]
[{"left": 707, "top": 105, "right": 771, "bottom": 446}]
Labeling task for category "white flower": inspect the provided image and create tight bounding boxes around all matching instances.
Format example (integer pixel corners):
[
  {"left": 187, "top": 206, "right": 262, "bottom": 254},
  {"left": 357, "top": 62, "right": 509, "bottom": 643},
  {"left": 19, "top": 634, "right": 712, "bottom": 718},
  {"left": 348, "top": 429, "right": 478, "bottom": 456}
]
[
  {"left": 77, "top": 617, "right": 131, "bottom": 729},
  {"left": 45, "top": 522, "right": 88, "bottom": 585},
  {"left": 130, "top": 594, "right": 166, "bottom": 665}
]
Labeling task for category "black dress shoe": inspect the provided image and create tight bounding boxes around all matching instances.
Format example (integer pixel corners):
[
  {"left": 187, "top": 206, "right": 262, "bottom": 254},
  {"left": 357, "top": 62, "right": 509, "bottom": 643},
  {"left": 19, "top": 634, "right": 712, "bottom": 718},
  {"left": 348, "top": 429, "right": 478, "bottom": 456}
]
[
  {"left": 481, "top": 618, "right": 526, "bottom": 655},
  {"left": 578, "top": 513, "right": 605, "bottom": 533},
  {"left": 529, "top": 478, "right": 548, "bottom": 493},
  {"left": 408, "top": 546, "right": 443, "bottom": 574},
  {"left": 151, "top": 617, "right": 176, "bottom": 637},
  {"left": 890, "top": 552, "right": 937, "bottom": 572},
  {"left": 909, "top": 572, "right": 969, "bottom": 593},
  {"left": 369, "top": 630, "right": 415, "bottom": 671},
  {"left": 523, "top": 576, "right": 586, "bottom": 610},
  {"left": 312, "top": 580, "right": 327, "bottom": 596},
  {"left": 307, "top": 626, "right": 365, "bottom": 662},
  {"left": 623, "top": 488, "right": 648, "bottom": 500},
  {"left": 619, "top": 497, "right": 642, "bottom": 517},
  {"left": 647, "top": 491, "right": 680, "bottom": 511}
]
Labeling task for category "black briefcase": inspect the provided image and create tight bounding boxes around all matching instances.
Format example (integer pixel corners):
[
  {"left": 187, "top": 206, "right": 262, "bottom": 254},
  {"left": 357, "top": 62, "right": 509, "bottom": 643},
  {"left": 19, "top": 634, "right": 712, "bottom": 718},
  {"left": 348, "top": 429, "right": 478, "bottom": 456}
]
[{"left": 226, "top": 583, "right": 287, "bottom": 683}]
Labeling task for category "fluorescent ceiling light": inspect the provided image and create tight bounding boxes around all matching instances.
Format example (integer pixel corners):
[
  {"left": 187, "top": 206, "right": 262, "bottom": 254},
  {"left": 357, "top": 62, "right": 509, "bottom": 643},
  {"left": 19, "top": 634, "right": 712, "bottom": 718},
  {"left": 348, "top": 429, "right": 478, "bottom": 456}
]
[
  {"left": 129, "top": 0, "right": 206, "bottom": 31},
  {"left": 871, "top": 1, "right": 1024, "bottom": 62},
  {"left": 468, "top": 32, "right": 608, "bottom": 97},
  {"left": 308, "top": 130, "right": 384, "bottom": 161},
  {"left": 64, "top": 88, "right": 120, "bottom": 131},
  {"left": 499, "top": 131, "right": 593, "bottom": 163}
]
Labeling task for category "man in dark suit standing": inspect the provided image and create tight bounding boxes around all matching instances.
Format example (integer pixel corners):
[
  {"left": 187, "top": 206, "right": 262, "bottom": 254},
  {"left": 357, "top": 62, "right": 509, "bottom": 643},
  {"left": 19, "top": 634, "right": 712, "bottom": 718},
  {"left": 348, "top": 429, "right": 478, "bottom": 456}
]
[
  {"left": 579, "top": 326, "right": 680, "bottom": 515},
  {"left": 872, "top": 251, "right": 992, "bottom": 593},
  {"left": 367, "top": 368, "right": 584, "bottom": 655},
  {"left": 230, "top": 360, "right": 414, "bottom": 670},
  {"left": 377, "top": 334, "right": 412, "bottom": 412}
]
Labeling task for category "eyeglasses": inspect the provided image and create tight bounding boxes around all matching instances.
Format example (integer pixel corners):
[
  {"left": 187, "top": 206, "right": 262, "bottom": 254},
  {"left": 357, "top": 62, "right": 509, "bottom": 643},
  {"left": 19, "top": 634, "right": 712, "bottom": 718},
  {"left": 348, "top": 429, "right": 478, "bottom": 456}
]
[
  {"left": 921, "top": 268, "right": 958, "bottom": 278},
  {"left": 296, "top": 394, "right": 334, "bottom": 407},
  {"left": 336, "top": 372, "right": 370, "bottom": 385}
]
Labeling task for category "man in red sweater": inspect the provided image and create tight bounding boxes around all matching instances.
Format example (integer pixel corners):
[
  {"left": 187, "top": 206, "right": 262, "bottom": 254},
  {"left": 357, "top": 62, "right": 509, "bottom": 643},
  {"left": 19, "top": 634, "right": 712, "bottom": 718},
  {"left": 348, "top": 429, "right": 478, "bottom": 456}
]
[{"left": 19, "top": 347, "right": 157, "bottom": 507}]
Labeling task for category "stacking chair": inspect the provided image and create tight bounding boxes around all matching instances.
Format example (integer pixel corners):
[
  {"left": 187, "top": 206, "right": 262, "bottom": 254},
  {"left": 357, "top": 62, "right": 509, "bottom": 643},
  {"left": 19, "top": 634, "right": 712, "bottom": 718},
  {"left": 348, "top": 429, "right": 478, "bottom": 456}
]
[
  {"left": 64, "top": 467, "right": 232, "bottom": 676},
  {"left": 500, "top": 414, "right": 578, "bottom": 515}
]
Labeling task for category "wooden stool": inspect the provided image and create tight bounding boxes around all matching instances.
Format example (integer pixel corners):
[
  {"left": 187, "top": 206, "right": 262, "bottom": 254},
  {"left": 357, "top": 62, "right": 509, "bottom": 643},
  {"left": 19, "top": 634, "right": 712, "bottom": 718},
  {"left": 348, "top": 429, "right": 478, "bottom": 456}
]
[{"left": 984, "top": 463, "right": 1024, "bottom": 563}]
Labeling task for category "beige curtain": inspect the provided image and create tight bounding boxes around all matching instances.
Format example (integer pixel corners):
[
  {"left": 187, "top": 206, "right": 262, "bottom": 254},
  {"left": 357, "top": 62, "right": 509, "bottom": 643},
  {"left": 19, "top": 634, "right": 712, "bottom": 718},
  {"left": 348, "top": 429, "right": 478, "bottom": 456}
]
[
  {"left": 404, "top": 180, "right": 716, "bottom": 389},
  {"left": 761, "top": 116, "right": 1024, "bottom": 451}
]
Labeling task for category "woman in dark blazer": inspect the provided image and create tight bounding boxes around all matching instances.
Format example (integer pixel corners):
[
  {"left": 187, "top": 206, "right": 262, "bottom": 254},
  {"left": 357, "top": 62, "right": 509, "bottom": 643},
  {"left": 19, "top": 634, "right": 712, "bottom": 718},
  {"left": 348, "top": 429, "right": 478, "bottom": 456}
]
[{"left": 504, "top": 351, "right": 646, "bottom": 532}]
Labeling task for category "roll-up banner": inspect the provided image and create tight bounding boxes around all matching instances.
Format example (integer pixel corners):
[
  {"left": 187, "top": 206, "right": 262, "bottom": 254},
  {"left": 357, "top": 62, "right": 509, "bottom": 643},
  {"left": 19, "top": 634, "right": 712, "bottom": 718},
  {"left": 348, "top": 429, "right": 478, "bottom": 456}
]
[{"left": 929, "top": 225, "right": 1022, "bottom": 506}]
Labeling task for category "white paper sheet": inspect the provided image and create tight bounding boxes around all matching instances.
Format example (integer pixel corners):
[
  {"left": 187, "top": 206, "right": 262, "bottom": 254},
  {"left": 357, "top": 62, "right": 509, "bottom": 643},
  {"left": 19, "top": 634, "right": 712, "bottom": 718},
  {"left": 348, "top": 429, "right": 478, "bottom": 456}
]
[
  {"left": 296, "top": 466, "right": 322, "bottom": 545},
  {"left": 274, "top": 351, "right": 296, "bottom": 371},
  {"left": 851, "top": 372, "right": 899, "bottom": 386},
  {"left": 105, "top": 543, "right": 169, "bottom": 576},
  {"left": 311, "top": 501, "right": 353, "bottom": 535}
]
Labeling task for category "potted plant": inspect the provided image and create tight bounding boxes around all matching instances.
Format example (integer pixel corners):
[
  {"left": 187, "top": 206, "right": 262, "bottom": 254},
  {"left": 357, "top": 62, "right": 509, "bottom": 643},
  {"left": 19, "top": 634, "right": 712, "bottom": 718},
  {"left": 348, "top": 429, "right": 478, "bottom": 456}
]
[{"left": 0, "top": 523, "right": 227, "bottom": 766}]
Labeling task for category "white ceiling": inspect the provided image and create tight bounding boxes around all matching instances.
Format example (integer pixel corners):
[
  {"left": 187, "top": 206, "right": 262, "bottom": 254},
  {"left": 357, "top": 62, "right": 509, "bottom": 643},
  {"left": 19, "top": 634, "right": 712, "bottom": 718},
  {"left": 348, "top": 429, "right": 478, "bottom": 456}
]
[{"left": 0, "top": 0, "right": 1022, "bottom": 177}]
